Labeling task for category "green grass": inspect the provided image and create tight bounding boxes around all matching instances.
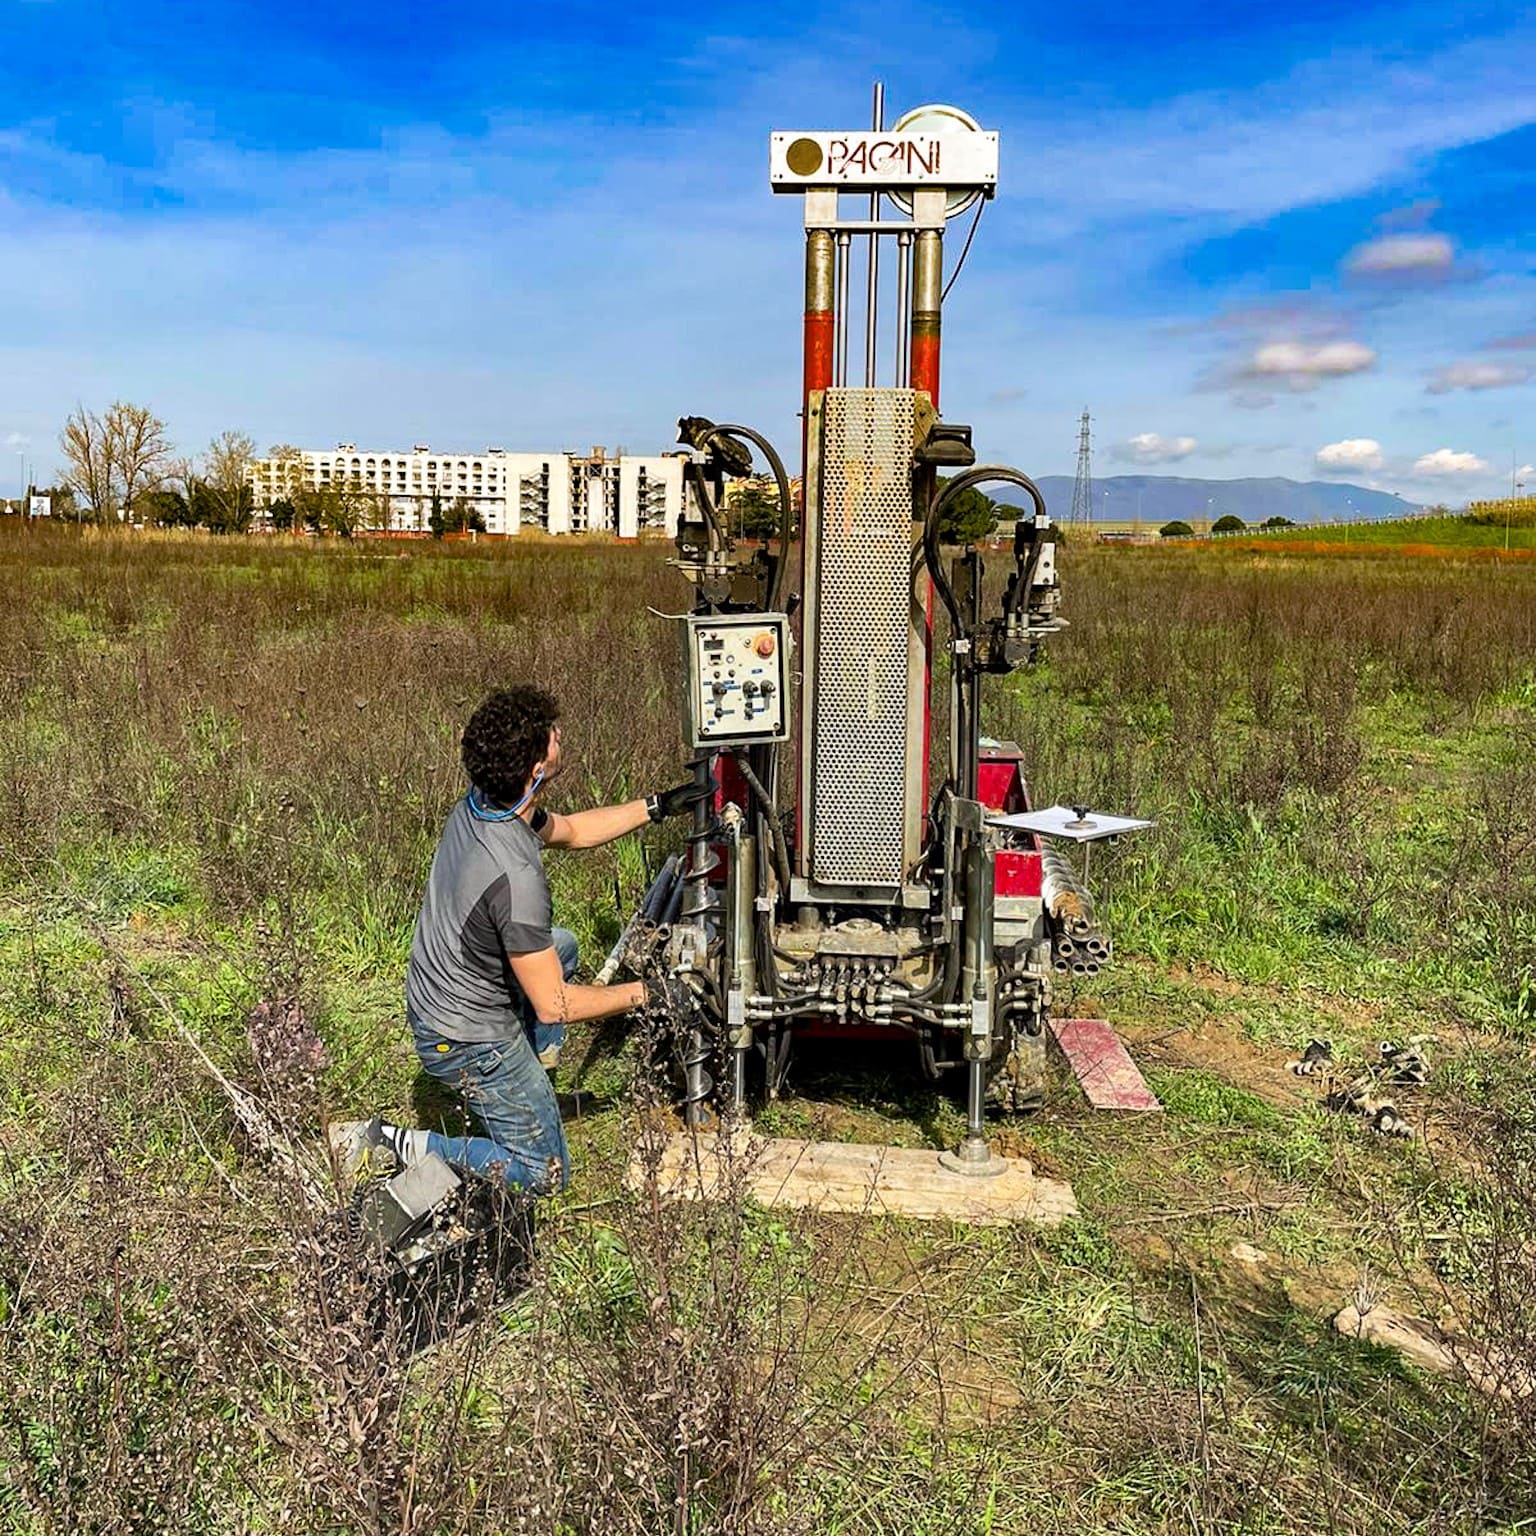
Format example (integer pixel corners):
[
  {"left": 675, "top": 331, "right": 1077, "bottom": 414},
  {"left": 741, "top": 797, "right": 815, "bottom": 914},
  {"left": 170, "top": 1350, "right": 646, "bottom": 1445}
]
[{"left": 1, "top": 524, "right": 1534, "bottom": 1532}]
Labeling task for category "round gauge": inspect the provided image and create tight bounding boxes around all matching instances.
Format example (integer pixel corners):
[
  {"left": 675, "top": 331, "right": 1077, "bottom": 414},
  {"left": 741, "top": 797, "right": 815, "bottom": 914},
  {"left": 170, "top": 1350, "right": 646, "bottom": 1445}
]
[{"left": 887, "top": 103, "right": 985, "bottom": 219}]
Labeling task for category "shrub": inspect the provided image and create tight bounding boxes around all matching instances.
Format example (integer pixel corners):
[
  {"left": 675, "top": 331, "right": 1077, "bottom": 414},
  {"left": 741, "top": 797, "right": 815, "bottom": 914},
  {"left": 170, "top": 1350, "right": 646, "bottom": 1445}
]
[
  {"left": 1211, "top": 514, "right": 1246, "bottom": 534},
  {"left": 1466, "top": 497, "right": 1536, "bottom": 528},
  {"left": 1160, "top": 519, "right": 1193, "bottom": 538}
]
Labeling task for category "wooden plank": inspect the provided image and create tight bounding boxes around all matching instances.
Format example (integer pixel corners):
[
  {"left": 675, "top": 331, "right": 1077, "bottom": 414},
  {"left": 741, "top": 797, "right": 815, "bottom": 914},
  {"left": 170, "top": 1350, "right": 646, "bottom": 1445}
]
[
  {"left": 1049, "top": 1017, "right": 1163, "bottom": 1111},
  {"left": 629, "top": 1132, "right": 1077, "bottom": 1227}
]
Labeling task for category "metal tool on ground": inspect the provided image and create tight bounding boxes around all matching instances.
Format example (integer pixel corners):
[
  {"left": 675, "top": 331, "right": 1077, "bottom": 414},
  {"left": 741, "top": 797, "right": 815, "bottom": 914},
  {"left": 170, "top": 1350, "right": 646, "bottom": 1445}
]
[
  {"left": 1291, "top": 1037, "right": 1431, "bottom": 1141},
  {"left": 627, "top": 87, "right": 1155, "bottom": 1211},
  {"left": 1289, "top": 1038, "right": 1334, "bottom": 1076}
]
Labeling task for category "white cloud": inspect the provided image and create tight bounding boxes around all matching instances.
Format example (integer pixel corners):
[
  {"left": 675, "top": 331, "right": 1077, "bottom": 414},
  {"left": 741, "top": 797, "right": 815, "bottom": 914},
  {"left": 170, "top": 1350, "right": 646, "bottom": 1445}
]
[
  {"left": 1345, "top": 232, "right": 1455, "bottom": 277},
  {"left": 1427, "top": 360, "right": 1533, "bottom": 394},
  {"left": 1009, "top": 24, "right": 1536, "bottom": 236},
  {"left": 1118, "top": 432, "right": 1199, "bottom": 465},
  {"left": 1240, "top": 339, "right": 1376, "bottom": 389},
  {"left": 1316, "top": 438, "right": 1384, "bottom": 471},
  {"left": 1520, "top": 464, "right": 1534, "bottom": 480},
  {"left": 2, "top": 432, "right": 28, "bottom": 448},
  {"left": 1412, "top": 448, "right": 1490, "bottom": 477}
]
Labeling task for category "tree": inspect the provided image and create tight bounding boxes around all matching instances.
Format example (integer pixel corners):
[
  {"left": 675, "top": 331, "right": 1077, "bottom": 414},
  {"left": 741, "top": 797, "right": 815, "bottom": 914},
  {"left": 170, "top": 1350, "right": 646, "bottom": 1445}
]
[
  {"left": 59, "top": 406, "right": 117, "bottom": 522},
  {"left": 1211, "top": 514, "right": 1246, "bottom": 534},
  {"left": 1261, "top": 516, "right": 1294, "bottom": 529},
  {"left": 143, "top": 488, "right": 195, "bottom": 527},
  {"left": 734, "top": 484, "right": 779, "bottom": 540},
  {"left": 203, "top": 430, "right": 256, "bottom": 532},
  {"left": 297, "top": 475, "right": 367, "bottom": 539},
  {"left": 1160, "top": 520, "right": 1193, "bottom": 538},
  {"left": 367, "top": 488, "right": 398, "bottom": 533},
  {"left": 263, "top": 446, "right": 306, "bottom": 527},
  {"left": 430, "top": 495, "right": 485, "bottom": 536},
  {"left": 112, "top": 402, "right": 172, "bottom": 520},
  {"left": 936, "top": 479, "right": 999, "bottom": 544},
  {"left": 189, "top": 476, "right": 254, "bottom": 535},
  {"left": 58, "top": 401, "right": 171, "bottom": 522}
]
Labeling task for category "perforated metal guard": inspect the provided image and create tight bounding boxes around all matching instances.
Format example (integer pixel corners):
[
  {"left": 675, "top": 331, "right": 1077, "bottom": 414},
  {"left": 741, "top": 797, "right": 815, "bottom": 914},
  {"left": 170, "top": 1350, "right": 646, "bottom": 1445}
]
[{"left": 809, "top": 390, "right": 918, "bottom": 886}]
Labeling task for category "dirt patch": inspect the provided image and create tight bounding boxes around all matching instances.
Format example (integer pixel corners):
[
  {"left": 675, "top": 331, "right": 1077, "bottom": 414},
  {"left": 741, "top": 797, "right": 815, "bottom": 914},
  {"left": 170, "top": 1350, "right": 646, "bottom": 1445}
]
[
  {"left": 1122, "top": 1016, "right": 1307, "bottom": 1108},
  {"left": 1155, "top": 958, "right": 1392, "bottom": 1038}
]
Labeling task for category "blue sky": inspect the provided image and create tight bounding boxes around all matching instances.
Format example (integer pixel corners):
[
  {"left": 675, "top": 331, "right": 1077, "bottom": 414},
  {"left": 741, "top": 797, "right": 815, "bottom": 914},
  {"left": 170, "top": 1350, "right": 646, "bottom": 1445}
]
[{"left": 2, "top": 0, "right": 1533, "bottom": 503}]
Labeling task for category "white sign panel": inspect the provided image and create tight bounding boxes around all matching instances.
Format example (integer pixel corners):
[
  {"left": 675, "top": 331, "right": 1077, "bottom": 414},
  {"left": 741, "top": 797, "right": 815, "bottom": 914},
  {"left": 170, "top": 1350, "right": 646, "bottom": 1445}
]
[
  {"left": 988, "top": 805, "right": 1156, "bottom": 844},
  {"left": 770, "top": 131, "right": 998, "bottom": 192},
  {"left": 29, "top": 494, "right": 51, "bottom": 518}
]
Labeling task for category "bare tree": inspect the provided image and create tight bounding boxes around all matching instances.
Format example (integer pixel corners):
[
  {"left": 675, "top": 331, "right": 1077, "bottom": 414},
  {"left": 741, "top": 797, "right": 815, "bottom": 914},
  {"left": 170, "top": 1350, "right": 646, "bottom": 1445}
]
[
  {"left": 164, "top": 455, "right": 199, "bottom": 501},
  {"left": 111, "top": 402, "right": 171, "bottom": 521},
  {"left": 59, "top": 406, "right": 116, "bottom": 522},
  {"left": 58, "top": 401, "right": 172, "bottom": 523},
  {"left": 204, "top": 430, "right": 256, "bottom": 528},
  {"left": 265, "top": 445, "right": 307, "bottom": 512}
]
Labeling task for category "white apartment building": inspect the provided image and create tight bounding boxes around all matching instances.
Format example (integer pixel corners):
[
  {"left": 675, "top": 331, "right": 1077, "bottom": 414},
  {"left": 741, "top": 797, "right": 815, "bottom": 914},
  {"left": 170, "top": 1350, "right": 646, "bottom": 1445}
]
[{"left": 247, "top": 444, "right": 686, "bottom": 538}]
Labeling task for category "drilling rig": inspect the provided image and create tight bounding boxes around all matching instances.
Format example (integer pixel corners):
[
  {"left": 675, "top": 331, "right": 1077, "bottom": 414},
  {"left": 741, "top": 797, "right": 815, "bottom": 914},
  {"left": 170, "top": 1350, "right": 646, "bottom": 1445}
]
[{"left": 629, "top": 98, "right": 1147, "bottom": 1177}]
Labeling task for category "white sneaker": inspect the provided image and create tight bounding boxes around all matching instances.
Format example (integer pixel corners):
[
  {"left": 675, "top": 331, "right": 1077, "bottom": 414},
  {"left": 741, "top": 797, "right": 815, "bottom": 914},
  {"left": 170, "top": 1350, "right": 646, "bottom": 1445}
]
[{"left": 328, "top": 1116, "right": 398, "bottom": 1179}]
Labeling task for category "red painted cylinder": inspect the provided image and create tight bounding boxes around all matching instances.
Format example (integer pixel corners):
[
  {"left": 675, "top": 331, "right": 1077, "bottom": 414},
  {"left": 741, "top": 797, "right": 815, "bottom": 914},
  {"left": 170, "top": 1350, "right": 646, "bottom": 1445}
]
[
  {"left": 803, "top": 309, "right": 834, "bottom": 402},
  {"left": 797, "top": 229, "right": 837, "bottom": 868},
  {"left": 910, "top": 328, "right": 941, "bottom": 409}
]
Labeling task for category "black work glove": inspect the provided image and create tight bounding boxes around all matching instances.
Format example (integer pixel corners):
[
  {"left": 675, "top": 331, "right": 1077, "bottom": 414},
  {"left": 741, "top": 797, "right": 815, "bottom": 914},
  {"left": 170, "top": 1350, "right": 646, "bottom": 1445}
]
[{"left": 646, "top": 781, "right": 713, "bottom": 822}]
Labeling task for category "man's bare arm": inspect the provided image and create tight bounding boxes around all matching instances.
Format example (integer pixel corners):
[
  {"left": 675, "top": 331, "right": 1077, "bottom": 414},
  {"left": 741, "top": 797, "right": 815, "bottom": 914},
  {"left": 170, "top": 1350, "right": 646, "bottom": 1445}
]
[
  {"left": 539, "top": 799, "right": 650, "bottom": 850},
  {"left": 508, "top": 945, "right": 644, "bottom": 1022}
]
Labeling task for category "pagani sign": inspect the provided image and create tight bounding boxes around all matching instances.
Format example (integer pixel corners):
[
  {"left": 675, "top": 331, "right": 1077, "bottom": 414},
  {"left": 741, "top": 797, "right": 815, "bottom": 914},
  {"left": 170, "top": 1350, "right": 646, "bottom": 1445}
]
[{"left": 769, "top": 130, "right": 999, "bottom": 192}]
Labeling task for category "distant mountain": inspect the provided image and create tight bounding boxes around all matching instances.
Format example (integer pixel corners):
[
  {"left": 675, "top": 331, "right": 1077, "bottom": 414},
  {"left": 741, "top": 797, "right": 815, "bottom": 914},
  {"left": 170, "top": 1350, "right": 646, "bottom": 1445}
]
[{"left": 990, "top": 475, "right": 1422, "bottom": 527}]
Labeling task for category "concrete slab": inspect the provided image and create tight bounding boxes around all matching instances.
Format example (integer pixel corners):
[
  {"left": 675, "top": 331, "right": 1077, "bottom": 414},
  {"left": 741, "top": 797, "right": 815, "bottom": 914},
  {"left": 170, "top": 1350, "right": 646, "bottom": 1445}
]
[
  {"left": 1049, "top": 1017, "right": 1163, "bottom": 1111},
  {"left": 629, "top": 1131, "right": 1077, "bottom": 1227}
]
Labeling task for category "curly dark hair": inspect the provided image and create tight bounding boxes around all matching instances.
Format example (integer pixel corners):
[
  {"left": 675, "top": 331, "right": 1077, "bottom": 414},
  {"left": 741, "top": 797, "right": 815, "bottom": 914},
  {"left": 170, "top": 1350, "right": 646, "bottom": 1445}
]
[{"left": 461, "top": 685, "right": 560, "bottom": 805}]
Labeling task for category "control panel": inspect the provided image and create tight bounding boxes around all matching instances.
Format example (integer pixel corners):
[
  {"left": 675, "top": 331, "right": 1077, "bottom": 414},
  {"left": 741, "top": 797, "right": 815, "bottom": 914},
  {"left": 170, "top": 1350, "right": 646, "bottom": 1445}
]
[{"left": 685, "top": 613, "right": 791, "bottom": 747}]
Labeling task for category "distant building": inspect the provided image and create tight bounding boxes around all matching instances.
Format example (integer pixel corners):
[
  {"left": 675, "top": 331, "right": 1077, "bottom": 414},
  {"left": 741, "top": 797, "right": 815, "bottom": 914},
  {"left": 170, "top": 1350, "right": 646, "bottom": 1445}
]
[{"left": 246, "top": 443, "right": 687, "bottom": 537}]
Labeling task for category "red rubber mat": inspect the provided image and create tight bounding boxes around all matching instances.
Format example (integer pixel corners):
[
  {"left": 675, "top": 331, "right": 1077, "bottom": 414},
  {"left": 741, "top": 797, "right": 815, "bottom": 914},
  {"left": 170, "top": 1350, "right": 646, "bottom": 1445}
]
[{"left": 1048, "top": 1018, "right": 1163, "bottom": 1111}]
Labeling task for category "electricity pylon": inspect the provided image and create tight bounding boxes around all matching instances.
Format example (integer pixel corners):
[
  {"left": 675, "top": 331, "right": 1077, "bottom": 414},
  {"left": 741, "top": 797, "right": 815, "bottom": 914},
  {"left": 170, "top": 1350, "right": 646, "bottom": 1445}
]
[{"left": 1069, "top": 410, "right": 1093, "bottom": 529}]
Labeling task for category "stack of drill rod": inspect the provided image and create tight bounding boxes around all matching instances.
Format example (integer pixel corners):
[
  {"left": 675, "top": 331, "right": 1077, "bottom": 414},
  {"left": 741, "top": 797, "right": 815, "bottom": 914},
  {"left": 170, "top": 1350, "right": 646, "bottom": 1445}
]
[
  {"left": 1039, "top": 845, "right": 1111, "bottom": 976},
  {"left": 593, "top": 855, "right": 682, "bottom": 985}
]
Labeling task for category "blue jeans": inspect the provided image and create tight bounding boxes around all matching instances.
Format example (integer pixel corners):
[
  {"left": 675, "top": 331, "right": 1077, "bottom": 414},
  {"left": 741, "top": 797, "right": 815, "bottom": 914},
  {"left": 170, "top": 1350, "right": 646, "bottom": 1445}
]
[{"left": 411, "top": 928, "right": 579, "bottom": 1194}]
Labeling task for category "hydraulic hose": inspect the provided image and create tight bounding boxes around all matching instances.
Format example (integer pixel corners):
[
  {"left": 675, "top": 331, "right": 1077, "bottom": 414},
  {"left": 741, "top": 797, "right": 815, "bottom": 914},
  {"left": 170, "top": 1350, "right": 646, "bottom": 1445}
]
[
  {"left": 925, "top": 466, "right": 1053, "bottom": 798},
  {"left": 923, "top": 466, "right": 1051, "bottom": 636},
  {"left": 732, "top": 750, "right": 792, "bottom": 898},
  {"left": 683, "top": 461, "right": 727, "bottom": 552},
  {"left": 709, "top": 423, "right": 795, "bottom": 612}
]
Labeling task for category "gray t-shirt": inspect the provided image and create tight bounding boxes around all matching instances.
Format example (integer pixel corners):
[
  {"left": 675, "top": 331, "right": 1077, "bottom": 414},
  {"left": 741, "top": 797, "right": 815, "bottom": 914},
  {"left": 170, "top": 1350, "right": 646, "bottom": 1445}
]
[{"left": 406, "top": 794, "right": 553, "bottom": 1041}]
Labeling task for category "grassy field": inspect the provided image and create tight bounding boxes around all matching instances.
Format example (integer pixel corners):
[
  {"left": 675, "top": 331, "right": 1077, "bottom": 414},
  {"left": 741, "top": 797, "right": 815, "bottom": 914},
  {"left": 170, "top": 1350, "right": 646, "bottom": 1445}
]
[
  {"left": 2, "top": 523, "right": 1535, "bottom": 1534},
  {"left": 1224, "top": 514, "right": 1536, "bottom": 553}
]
